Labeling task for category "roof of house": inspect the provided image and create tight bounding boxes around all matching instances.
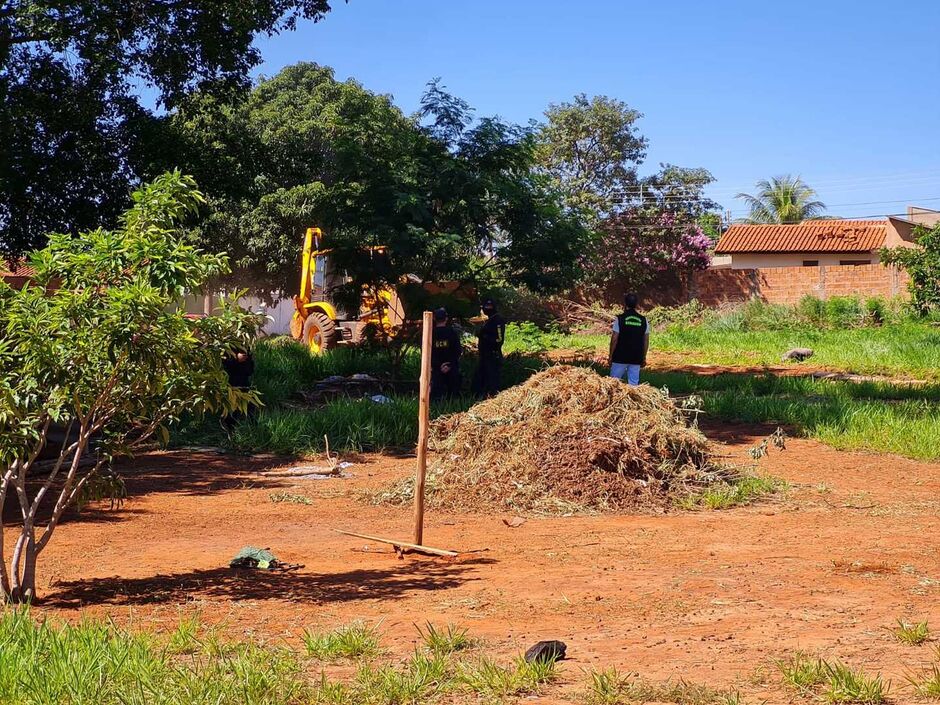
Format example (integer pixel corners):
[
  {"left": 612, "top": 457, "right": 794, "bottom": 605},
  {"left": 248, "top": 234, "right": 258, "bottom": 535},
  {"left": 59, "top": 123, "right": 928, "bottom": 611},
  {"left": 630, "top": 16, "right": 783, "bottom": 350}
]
[
  {"left": 0, "top": 260, "right": 35, "bottom": 278},
  {"left": 714, "top": 220, "right": 887, "bottom": 254}
]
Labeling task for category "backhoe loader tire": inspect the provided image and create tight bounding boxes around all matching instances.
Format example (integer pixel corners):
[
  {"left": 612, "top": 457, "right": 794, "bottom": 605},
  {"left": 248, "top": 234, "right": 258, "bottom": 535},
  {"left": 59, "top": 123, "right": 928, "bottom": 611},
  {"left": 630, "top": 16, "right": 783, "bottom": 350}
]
[{"left": 302, "top": 311, "right": 338, "bottom": 354}]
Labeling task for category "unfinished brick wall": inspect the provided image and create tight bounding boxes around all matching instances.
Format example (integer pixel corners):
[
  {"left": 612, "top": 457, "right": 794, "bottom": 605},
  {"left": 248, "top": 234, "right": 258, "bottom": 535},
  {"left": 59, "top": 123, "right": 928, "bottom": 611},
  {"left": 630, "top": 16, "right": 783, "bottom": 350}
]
[{"left": 688, "top": 264, "right": 909, "bottom": 307}]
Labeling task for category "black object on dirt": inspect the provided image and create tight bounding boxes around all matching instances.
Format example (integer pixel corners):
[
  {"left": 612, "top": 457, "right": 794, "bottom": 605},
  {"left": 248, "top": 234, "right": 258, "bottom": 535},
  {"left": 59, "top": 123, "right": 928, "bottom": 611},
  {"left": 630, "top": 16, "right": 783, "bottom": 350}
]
[{"left": 524, "top": 640, "right": 567, "bottom": 664}]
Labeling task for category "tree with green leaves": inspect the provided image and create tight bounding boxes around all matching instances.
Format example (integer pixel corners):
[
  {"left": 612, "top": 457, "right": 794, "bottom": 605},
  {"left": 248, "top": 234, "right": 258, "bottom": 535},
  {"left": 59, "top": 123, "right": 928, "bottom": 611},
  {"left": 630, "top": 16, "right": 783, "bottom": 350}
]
[
  {"left": 881, "top": 224, "right": 940, "bottom": 315},
  {"left": 142, "top": 65, "right": 589, "bottom": 303},
  {"left": 536, "top": 93, "right": 648, "bottom": 220},
  {"left": 736, "top": 175, "right": 827, "bottom": 224},
  {"left": 0, "top": 172, "right": 259, "bottom": 603},
  {"left": 0, "top": 0, "right": 336, "bottom": 258}
]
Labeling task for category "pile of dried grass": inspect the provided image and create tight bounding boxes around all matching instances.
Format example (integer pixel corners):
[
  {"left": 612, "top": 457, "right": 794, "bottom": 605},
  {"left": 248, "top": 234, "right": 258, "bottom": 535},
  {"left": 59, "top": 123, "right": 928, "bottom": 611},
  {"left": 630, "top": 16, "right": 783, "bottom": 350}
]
[{"left": 419, "top": 365, "right": 729, "bottom": 514}]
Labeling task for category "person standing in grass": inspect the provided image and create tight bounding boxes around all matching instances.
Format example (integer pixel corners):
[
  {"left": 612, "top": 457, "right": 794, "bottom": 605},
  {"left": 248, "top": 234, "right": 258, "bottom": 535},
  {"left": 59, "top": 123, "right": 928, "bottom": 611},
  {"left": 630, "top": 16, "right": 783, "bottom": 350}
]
[
  {"left": 609, "top": 292, "right": 649, "bottom": 386},
  {"left": 431, "top": 307, "right": 462, "bottom": 400},
  {"left": 473, "top": 298, "right": 506, "bottom": 398}
]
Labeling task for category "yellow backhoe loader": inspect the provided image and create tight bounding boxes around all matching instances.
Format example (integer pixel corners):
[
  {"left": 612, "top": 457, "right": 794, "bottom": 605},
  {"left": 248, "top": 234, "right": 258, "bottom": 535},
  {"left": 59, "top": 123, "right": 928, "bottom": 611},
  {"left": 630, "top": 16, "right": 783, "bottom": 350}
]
[
  {"left": 289, "top": 227, "right": 475, "bottom": 353},
  {"left": 289, "top": 227, "right": 400, "bottom": 352}
]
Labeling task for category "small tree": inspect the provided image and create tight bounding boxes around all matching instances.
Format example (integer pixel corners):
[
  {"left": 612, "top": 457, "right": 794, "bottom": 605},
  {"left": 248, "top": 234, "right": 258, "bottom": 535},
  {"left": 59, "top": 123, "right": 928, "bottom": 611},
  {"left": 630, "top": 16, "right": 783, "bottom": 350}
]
[
  {"left": 0, "top": 172, "right": 259, "bottom": 603},
  {"left": 881, "top": 224, "right": 940, "bottom": 315},
  {"left": 590, "top": 209, "right": 712, "bottom": 292}
]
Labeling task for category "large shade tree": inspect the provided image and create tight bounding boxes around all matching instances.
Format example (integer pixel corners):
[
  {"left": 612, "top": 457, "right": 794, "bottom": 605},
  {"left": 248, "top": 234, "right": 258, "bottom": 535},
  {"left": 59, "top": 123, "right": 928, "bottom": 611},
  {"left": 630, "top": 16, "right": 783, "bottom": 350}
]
[
  {"left": 736, "top": 175, "right": 827, "bottom": 224},
  {"left": 141, "top": 64, "right": 589, "bottom": 300},
  {"left": 0, "top": 0, "right": 337, "bottom": 258}
]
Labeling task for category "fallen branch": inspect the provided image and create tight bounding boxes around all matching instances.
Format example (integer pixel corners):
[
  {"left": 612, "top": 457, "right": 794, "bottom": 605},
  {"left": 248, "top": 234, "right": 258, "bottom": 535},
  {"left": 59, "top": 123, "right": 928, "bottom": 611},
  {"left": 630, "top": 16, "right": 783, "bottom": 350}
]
[{"left": 332, "top": 529, "right": 459, "bottom": 557}]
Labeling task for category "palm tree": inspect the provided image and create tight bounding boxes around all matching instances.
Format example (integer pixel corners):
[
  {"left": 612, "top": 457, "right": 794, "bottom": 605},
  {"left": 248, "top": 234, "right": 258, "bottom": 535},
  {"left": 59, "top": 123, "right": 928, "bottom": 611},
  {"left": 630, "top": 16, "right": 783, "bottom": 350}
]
[{"left": 736, "top": 175, "right": 827, "bottom": 224}]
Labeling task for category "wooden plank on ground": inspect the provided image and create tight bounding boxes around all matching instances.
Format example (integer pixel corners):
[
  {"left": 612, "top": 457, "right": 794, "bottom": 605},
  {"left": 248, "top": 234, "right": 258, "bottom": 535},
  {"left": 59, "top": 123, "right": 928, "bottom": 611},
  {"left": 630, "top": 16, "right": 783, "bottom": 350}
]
[{"left": 332, "top": 529, "right": 459, "bottom": 557}]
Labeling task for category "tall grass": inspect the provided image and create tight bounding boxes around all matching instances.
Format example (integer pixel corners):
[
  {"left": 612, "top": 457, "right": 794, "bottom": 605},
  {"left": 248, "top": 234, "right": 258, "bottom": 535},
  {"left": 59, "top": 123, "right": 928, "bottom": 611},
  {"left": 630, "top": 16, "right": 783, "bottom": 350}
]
[
  {"left": 0, "top": 610, "right": 308, "bottom": 705},
  {"left": 176, "top": 322, "right": 940, "bottom": 460},
  {"left": 655, "top": 323, "right": 940, "bottom": 379},
  {"left": 229, "top": 396, "right": 470, "bottom": 454}
]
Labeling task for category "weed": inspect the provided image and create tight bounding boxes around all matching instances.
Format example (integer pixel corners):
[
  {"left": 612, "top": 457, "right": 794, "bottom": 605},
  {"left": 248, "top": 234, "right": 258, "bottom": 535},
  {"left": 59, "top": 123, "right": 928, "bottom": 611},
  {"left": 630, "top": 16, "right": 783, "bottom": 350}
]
[
  {"left": 585, "top": 670, "right": 743, "bottom": 705},
  {"left": 458, "top": 654, "right": 557, "bottom": 698},
  {"left": 269, "top": 491, "right": 312, "bottom": 505},
  {"left": 355, "top": 650, "right": 450, "bottom": 704},
  {"left": 679, "top": 474, "right": 785, "bottom": 510},
  {"left": 415, "top": 622, "right": 473, "bottom": 655},
  {"left": 907, "top": 664, "right": 940, "bottom": 700},
  {"left": 777, "top": 651, "right": 827, "bottom": 692},
  {"left": 586, "top": 667, "right": 632, "bottom": 704},
  {"left": 303, "top": 622, "right": 380, "bottom": 661},
  {"left": 166, "top": 614, "right": 203, "bottom": 655},
  {"left": 311, "top": 674, "right": 353, "bottom": 704},
  {"left": 822, "top": 661, "right": 888, "bottom": 704},
  {"left": 777, "top": 653, "right": 887, "bottom": 703},
  {"left": 892, "top": 618, "right": 930, "bottom": 645}
]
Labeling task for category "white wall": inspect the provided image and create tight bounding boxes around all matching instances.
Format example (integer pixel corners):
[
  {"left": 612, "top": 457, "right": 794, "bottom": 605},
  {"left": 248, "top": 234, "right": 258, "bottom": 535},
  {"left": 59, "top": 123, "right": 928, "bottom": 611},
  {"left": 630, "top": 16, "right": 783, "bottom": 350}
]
[
  {"left": 727, "top": 253, "right": 877, "bottom": 269},
  {"left": 182, "top": 293, "right": 296, "bottom": 336}
]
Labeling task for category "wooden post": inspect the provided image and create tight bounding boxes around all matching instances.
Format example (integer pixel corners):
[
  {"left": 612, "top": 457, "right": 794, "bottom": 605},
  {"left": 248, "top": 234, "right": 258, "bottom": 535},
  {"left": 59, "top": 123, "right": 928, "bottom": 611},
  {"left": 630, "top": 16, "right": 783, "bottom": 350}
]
[{"left": 413, "top": 310, "right": 433, "bottom": 545}]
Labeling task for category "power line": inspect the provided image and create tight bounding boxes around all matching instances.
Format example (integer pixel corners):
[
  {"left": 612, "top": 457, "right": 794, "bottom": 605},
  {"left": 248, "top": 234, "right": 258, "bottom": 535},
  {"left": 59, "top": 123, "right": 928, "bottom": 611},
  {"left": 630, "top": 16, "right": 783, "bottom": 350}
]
[
  {"left": 724, "top": 195, "right": 940, "bottom": 217},
  {"left": 613, "top": 170, "right": 940, "bottom": 198}
]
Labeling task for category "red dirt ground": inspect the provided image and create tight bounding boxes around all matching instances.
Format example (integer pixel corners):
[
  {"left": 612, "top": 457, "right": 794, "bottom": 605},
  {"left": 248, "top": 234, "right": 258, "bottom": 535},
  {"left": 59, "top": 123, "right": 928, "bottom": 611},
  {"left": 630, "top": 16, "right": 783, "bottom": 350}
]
[{"left": 6, "top": 427, "right": 940, "bottom": 703}]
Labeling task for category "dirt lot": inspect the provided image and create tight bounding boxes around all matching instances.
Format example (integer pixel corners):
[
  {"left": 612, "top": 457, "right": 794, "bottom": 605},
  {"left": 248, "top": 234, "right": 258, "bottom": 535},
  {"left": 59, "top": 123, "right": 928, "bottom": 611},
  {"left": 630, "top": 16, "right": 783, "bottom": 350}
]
[{"left": 9, "top": 426, "right": 940, "bottom": 703}]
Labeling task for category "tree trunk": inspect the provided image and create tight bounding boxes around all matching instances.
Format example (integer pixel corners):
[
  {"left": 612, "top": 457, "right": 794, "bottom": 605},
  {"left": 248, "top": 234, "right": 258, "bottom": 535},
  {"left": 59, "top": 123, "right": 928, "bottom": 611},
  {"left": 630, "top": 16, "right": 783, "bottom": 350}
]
[{"left": 7, "top": 527, "right": 37, "bottom": 603}]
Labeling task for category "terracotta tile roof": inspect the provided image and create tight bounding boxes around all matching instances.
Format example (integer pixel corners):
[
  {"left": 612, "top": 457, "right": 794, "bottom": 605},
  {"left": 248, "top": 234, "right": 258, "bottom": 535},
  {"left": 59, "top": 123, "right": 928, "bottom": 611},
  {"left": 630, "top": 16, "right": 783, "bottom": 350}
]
[
  {"left": 715, "top": 220, "right": 887, "bottom": 254},
  {"left": 0, "top": 260, "right": 35, "bottom": 278}
]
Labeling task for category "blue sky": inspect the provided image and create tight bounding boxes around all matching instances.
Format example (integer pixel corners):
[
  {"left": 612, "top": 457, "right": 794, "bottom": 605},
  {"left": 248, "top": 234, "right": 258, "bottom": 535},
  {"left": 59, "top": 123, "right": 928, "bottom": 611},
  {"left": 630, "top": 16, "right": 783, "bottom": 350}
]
[{"left": 253, "top": 0, "right": 940, "bottom": 220}]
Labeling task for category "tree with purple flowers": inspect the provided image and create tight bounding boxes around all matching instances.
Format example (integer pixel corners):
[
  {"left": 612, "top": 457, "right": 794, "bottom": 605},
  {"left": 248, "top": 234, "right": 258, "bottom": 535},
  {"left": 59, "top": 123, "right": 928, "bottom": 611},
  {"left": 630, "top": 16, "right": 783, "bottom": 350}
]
[{"left": 536, "top": 96, "right": 719, "bottom": 292}]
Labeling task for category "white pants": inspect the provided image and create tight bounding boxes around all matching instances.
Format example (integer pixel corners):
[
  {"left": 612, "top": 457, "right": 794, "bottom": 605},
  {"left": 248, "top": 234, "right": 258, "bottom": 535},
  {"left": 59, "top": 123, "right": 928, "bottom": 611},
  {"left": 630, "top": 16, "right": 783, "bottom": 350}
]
[{"left": 610, "top": 363, "right": 641, "bottom": 386}]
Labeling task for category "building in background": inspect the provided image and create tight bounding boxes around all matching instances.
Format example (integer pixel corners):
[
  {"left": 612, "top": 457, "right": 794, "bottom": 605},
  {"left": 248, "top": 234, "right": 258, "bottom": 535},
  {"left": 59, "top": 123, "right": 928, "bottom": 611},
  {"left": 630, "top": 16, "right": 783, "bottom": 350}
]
[{"left": 713, "top": 206, "right": 939, "bottom": 269}]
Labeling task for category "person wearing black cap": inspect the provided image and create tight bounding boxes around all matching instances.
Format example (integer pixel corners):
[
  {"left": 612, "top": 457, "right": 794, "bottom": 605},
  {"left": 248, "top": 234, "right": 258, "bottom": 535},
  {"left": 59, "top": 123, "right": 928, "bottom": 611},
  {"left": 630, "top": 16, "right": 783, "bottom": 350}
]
[
  {"left": 473, "top": 298, "right": 506, "bottom": 398},
  {"left": 430, "top": 307, "right": 462, "bottom": 400}
]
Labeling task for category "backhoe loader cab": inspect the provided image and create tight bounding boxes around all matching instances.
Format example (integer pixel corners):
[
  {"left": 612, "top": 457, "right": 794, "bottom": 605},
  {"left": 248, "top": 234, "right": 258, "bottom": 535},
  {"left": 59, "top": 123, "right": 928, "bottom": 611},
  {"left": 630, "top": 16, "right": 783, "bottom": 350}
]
[{"left": 290, "top": 228, "right": 405, "bottom": 353}]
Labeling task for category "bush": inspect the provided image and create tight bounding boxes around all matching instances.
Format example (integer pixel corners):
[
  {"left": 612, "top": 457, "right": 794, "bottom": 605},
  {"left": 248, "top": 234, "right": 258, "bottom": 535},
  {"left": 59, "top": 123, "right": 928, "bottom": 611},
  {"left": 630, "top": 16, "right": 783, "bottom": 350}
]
[{"left": 825, "top": 296, "right": 865, "bottom": 328}]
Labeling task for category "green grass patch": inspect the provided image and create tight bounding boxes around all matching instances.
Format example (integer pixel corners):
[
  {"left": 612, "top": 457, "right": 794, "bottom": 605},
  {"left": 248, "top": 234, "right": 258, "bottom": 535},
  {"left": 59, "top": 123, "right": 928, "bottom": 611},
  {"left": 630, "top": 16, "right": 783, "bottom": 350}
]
[
  {"left": 777, "top": 651, "right": 828, "bottom": 693},
  {"left": 303, "top": 622, "right": 381, "bottom": 661},
  {"left": 777, "top": 653, "right": 888, "bottom": 704},
  {"left": 584, "top": 668, "right": 743, "bottom": 705},
  {"left": 908, "top": 664, "right": 940, "bottom": 700},
  {"left": 822, "top": 660, "right": 888, "bottom": 704},
  {"left": 678, "top": 474, "right": 786, "bottom": 510},
  {"left": 457, "top": 654, "right": 558, "bottom": 699},
  {"left": 655, "top": 322, "right": 940, "bottom": 379},
  {"left": 0, "top": 610, "right": 307, "bottom": 705},
  {"left": 415, "top": 622, "right": 474, "bottom": 656},
  {"left": 352, "top": 650, "right": 450, "bottom": 704},
  {"left": 892, "top": 619, "right": 930, "bottom": 646}
]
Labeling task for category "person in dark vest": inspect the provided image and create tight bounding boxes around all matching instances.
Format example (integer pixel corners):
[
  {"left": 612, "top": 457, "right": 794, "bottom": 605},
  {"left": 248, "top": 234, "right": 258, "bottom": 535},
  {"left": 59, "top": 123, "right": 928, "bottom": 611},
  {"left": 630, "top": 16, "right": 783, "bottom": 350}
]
[
  {"left": 472, "top": 298, "right": 506, "bottom": 398},
  {"left": 430, "top": 307, "right": 462, "bottom": 400},
  {"left": 221, "top": 346, "right": 256, "bottom": 430},
  {"left": 608, "top": 292, "right": 649, "bottom": 386}
]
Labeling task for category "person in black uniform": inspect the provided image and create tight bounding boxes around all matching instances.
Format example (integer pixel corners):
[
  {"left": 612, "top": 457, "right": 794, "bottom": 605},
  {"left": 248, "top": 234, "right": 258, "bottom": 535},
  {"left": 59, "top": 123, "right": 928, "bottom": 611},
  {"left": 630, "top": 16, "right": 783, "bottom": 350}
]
[
  {"left": 473, "top": 298, "right": 506, "bottom": 398},
  {"left": 221, "top": 346, "right": 256, "bottom": 430},
  {"left": 430, "top": 307, "right": 462, "bottom": 400},
  {"left": 608, "top": 292, "right": 649, "bottom": 386}
]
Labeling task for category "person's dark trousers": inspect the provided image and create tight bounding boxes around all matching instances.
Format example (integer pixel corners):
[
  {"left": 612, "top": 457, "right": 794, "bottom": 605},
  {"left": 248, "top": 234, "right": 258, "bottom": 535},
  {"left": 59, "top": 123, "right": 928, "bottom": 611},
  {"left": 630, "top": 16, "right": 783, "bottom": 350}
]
[
  {"left": 222, "top": 387, "right": 257, "bottom": 431},
  {"left": 473, "top": 353, "right": 502, "bottom": 398},
  {"left": 431, "top": 369, "right": 462, "bottom": 401}
]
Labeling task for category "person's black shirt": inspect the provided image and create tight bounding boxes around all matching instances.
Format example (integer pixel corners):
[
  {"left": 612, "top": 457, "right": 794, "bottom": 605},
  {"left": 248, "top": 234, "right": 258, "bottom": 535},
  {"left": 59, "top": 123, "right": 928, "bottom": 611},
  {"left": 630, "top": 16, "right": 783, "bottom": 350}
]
[
  {"left": 431, "top": 326, "right": 461, "bottom": 369},
  {"left": 223, "top": 351, "right": 255, "bottom": 389},
  {"left": 477, "top": 313, "right": 506, "bottom": 357}
]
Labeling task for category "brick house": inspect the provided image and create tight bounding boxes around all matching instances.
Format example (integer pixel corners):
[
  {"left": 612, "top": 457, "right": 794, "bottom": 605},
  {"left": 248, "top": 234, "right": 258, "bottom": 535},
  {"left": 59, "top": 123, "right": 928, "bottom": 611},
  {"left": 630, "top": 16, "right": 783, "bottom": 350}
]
[
  {"left": 0, "top": 261, "right": 34, "bottom": 289},
  {"left": 713, "top": 206, "right": 939, "bottom": 270}
]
